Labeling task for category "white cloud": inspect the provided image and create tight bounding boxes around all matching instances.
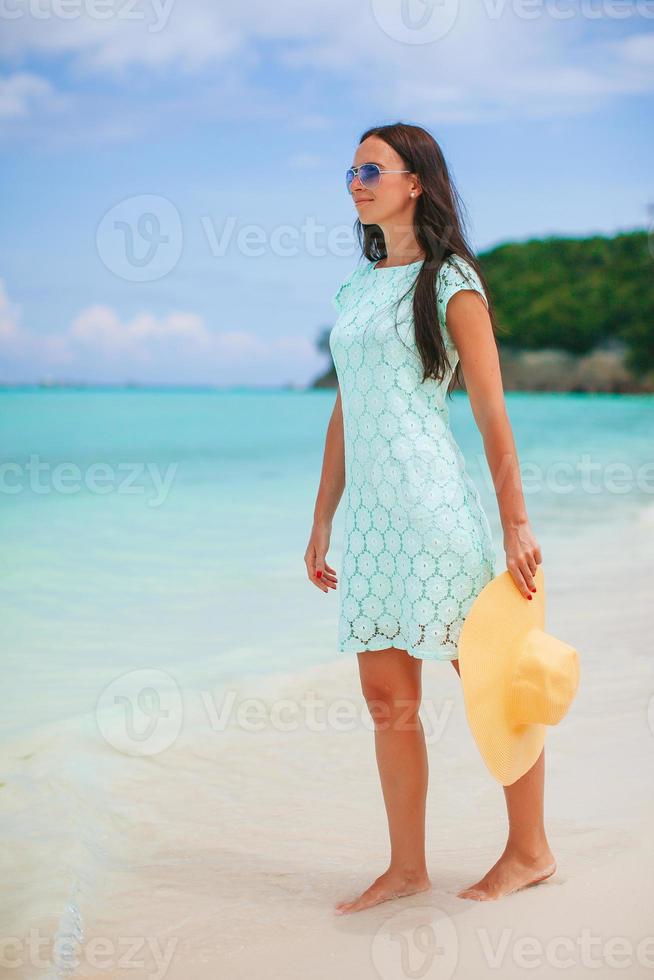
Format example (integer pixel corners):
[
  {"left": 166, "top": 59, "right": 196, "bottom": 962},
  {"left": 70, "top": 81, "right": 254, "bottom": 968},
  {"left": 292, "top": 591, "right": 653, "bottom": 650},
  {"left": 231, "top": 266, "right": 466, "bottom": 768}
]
[
  {"left": 0, "top": 0, "right": 313, "bottom": 75},
  {"left": 0, "top": 280, "right": 73, "bottom": 366},
  {"left": 0, "top": 71, "right": 67, "bottom": 119},
  {"left": 0, "top": 280, "right": 322, "bottom": 382},
  {"left": 1, "top": 0, "right": 652, "bottom": 130},
  {"left": 69, "top": 305, "right": 212, "bottom": 355},
  {"left": 616, "top": 30, "right": 654, "bottom": 67}
]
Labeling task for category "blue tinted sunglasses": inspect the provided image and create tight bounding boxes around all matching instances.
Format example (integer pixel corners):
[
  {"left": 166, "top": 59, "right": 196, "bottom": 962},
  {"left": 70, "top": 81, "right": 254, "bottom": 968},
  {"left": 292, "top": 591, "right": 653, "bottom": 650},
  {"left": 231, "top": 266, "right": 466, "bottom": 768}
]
[{"left": 346, "top": 163, "right": 411, "bottom": 194}]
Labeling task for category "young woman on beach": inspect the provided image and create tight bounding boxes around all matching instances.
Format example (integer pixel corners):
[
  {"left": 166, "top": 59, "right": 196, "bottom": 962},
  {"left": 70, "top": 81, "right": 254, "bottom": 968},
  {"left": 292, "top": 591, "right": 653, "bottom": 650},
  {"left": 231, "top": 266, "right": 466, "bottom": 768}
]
[{"left": 305, "top": 122, "right": 553, "bottom": 915}]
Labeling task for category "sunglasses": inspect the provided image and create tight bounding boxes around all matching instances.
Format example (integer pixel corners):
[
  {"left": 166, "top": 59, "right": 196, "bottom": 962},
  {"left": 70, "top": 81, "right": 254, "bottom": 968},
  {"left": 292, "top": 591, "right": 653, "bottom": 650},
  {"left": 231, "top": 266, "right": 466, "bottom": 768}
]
[{"left": 346, "top": 163, "right": 411, "bottom": 194}]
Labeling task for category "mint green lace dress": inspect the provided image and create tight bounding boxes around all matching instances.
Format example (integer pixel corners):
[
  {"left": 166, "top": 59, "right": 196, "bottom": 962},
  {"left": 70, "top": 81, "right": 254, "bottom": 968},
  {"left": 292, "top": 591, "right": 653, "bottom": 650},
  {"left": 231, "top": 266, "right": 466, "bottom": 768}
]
[{"left": 329, "top": 254, "right": 496, "bottom": 661}]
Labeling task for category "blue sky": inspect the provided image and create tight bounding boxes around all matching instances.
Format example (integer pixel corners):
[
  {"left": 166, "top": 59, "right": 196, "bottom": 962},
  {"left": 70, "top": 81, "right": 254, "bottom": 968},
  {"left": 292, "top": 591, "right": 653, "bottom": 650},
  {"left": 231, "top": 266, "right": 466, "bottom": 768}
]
[{"left": 0, "top": 0, "right": 652, "bottom": 385}]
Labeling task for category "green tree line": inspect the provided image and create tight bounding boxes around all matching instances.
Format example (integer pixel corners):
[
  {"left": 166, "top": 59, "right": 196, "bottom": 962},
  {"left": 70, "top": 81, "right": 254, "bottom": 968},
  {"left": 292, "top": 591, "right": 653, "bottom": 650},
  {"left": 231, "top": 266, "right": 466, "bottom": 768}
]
[
  {"left": 315, "top": 230, "right": 653, "bottom": 384},
  {"left": 483, "top": 230, "right": 653, "bottom": 373}
]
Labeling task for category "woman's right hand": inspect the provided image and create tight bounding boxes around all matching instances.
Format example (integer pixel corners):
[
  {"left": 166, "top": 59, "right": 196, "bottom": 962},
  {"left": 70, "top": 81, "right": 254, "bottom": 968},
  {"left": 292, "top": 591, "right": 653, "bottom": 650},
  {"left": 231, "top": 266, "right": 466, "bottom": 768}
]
[{"left": 304, "top": 522, "right": 338, "bottom": 594}]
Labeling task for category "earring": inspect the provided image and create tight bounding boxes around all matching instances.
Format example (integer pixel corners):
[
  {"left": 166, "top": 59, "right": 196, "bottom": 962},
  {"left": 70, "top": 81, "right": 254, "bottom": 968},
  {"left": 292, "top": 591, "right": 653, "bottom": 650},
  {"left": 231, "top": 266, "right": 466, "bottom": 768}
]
[{"left": 410, "top": 192, "right": 415, "bottom": 198}]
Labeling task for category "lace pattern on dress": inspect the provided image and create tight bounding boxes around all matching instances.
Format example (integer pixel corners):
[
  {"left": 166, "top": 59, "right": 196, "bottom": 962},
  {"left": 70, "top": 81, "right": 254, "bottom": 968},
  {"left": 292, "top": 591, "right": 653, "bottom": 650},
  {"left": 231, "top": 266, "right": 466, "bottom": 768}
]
[{"left": 328, "top": 254, "right": 495, "bottom": 660}]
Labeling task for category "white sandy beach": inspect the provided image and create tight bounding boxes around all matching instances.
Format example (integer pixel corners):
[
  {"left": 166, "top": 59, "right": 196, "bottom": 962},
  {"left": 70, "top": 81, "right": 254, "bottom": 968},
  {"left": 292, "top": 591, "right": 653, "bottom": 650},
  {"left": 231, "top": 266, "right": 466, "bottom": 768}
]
[{"left": 2, "top": 509, "right": 654, "bottom": 980}]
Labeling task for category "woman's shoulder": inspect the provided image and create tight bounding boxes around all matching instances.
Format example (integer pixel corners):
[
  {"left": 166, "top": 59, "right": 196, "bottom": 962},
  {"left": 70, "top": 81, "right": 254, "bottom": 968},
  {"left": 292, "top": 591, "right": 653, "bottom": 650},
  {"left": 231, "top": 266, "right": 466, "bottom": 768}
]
[
  {"left": 435, "top": 253, "right": 488, "bottom": 310},
  {"left": 437, "top": 252, "right": 483, "bottom": 285}
]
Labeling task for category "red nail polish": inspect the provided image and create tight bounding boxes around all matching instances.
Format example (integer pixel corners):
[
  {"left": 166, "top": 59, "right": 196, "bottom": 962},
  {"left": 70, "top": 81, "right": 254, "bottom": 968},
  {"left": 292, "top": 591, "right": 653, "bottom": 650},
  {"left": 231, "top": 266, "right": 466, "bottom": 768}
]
[
  {"left": 527, "top": 594, "right": 532, "bottom": 600},
  {"left": 316, "top": 570, "right": 322, "bottom": 578}
]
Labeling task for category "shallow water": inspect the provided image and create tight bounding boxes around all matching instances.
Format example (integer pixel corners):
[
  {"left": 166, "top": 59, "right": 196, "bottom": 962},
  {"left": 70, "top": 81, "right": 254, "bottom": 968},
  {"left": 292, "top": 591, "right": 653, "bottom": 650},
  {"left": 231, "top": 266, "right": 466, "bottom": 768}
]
[{"left": 2, "top": 388, "right": 651, "bottom": 736}]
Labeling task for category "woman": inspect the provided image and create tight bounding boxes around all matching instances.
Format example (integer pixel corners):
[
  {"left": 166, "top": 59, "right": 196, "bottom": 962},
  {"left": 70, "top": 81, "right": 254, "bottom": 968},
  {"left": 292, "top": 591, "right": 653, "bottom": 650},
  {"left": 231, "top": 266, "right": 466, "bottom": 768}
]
[{"left": 304, "top": 123, "right": 552, "bottom": 915}]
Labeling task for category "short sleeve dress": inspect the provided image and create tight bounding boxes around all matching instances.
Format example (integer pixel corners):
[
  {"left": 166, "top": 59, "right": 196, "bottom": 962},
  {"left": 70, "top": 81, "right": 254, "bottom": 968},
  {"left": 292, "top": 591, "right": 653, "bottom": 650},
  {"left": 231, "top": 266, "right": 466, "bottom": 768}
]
[{"left": 328, "top": 253, "right": 496, "bottom": 661}]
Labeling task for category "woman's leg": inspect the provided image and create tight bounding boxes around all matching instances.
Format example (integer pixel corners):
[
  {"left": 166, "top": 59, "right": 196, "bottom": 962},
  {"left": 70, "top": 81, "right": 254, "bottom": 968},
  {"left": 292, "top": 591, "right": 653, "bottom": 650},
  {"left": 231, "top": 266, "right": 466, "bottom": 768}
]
[
  {"left": 450, "top": 658, "right": 557, "bottom": 900},
  {"left": 334, "top": 647, "right": 432, "bottom": 915}
]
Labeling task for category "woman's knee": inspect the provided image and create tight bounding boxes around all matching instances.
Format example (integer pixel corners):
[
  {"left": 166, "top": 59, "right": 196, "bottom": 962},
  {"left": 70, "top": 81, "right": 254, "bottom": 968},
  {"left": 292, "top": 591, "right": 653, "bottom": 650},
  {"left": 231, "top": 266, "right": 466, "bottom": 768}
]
[{"left": 357, "top": 652, "right": 421, "bottom": 720}]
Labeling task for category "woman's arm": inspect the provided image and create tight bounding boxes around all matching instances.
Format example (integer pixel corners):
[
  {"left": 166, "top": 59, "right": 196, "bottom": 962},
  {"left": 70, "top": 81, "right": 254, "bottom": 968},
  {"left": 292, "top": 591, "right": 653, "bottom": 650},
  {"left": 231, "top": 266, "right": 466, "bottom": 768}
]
[
  {"left": 445, "top": 291, "right": 542, "bottom": 600},
  {"left": 304, "top": 388, "right": 344, "bottom": 593}
]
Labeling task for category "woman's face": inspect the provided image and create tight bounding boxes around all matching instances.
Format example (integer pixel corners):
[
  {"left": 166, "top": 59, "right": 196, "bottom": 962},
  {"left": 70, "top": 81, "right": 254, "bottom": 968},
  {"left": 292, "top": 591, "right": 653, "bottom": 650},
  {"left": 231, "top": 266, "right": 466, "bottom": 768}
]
[{"left": 348, "top": 136, "right": 419, "bottom": 226}]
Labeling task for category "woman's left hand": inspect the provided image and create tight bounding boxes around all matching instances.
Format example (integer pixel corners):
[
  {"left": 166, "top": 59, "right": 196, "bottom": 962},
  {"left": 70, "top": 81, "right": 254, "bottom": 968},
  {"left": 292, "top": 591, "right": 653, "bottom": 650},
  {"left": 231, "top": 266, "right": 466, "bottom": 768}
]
[{"left": 503, "top": 519, "right": 542, "bottom": 599}]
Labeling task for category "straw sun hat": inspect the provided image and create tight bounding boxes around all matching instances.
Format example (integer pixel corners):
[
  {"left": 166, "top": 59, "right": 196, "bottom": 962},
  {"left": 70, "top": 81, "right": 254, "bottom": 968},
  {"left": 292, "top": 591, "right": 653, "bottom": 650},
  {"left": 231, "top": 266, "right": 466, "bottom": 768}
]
[{"left": 457, "top": 564, "right": 580, "bottom": 787}]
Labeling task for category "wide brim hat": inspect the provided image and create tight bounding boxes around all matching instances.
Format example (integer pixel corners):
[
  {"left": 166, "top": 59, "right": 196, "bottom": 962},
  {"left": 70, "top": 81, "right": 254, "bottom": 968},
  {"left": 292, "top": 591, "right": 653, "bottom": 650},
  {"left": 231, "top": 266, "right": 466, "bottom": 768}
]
[{"left": 457, "top": 565, "right": 580, "bottom": 787}]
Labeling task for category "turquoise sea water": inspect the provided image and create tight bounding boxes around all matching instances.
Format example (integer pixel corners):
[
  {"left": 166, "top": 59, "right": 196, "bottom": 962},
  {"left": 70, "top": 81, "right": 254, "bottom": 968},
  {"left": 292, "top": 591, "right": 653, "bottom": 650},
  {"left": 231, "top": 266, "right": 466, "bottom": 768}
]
[{"left": 1, "top": 388, "right": 653, "bottom": 739}]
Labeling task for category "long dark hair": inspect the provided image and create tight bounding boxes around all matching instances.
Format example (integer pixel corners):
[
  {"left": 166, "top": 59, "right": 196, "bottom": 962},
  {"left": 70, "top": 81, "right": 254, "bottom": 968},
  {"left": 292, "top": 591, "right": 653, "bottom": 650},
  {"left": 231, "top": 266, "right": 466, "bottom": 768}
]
[{"left": 355, "top": 122, "right": 499, "bottom": 398}]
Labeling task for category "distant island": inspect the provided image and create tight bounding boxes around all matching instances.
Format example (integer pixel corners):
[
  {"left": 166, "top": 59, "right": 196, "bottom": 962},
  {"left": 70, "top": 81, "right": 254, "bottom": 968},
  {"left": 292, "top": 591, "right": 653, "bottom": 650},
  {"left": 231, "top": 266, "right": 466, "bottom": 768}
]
[{"left": 313, "top": 230, "right": 654, "bottom": 394}]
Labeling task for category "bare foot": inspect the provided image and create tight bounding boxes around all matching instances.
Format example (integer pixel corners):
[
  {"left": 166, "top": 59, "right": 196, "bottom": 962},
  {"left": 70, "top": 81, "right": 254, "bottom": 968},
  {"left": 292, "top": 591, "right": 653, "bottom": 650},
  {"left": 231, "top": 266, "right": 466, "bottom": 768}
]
[
  {"left": 335, "top": 867, "right": 432, "bottom": 915},
  {"left": 457, "top": 848, "right": 556, "bottom": 901}
]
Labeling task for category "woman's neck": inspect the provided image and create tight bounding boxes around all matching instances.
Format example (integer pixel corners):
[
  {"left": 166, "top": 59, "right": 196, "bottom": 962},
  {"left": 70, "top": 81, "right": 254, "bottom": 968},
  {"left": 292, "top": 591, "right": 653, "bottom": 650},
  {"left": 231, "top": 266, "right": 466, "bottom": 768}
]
[{"left": 377, "top": 229, "right": 424, "bottom": 267}]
